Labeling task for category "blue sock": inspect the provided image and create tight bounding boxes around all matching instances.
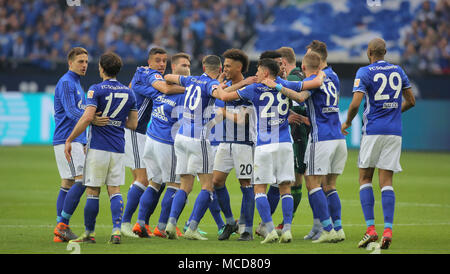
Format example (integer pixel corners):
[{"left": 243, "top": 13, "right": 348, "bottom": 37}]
[
  {"left": 267, "top": 185, "right": 280, "bottom": 215},
  {"left": 209, "top": 191, "right": 225, "bottom": 229},
  {"left": 158, "top": 187, "right": 177, "bottom": 228},
  {"left": 215, "top": 186, "right": 234, "bottom": 224},
  {"left": 60, "top": 181, "right": 86, "bottom": 225},
  {"left": 110, "top": 193, "right": 123, "bottom": 232},
  {"left": 255, "top": 193, "right": 274, "bottom": 232},
  {"left": 144, "top": 184, "right": 165, "bottom": 225},
  {"left": 281, "top": 194, "right": 294, "bottom": 229},
  {"left": 308, "top": 188, "right": 333, "bottom": 232},
  {"left": 137, "top": 185, "right": 158, "bottom": 225},
  {"left": 360, "top": 183, "right": 375, "bottom": 227},
  {"left": 188, "top": 190, "right": 213, "bottom": 230},
  {"left": 168, "top": 189, "right": 187, "bottom": 225},
  {"left": 56, "top": 187, "right": 69, "bottom": 223},
  {"left": 241, "top": 186, "right": 255, "bottom": 230},
  {"left": 326, "top": 189, "right": 342, "bottom": 231},
  {"left": 381, "top": 186, "right": 395, "bottom": 229},
  {"left": 84, "top": 195, "right": 99, "bottom": 233},
  {"left": 122, "top": 181, "right": 145, "bottom": 223}
]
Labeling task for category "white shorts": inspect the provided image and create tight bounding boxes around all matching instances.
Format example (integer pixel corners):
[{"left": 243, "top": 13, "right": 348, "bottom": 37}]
[
  {"left": 174, "top": 134, "right": 214, "bottom": 175},
  {"left": 359, "top": 135, "right": 402, "bottom": 173},
  {"left": 124, "top": 129, "right": 146, "bottom": 169},
  {"left": 305, "top": 139, "right": 347, "bottom": 176},
  {"left": 83, "top": 148, "right": 125, "bottom": 187},
  {"left": 54, "top": 142, "right": 85, "bottom": 179},
  {"left": 143, "top": 137, "right": 180, "bottom": 184},
  {"left": 214, "top": 143, "right": 254, "bottom": 179},
  {"left": 253, "top": 142, "right": 295, "bottom": 185}
]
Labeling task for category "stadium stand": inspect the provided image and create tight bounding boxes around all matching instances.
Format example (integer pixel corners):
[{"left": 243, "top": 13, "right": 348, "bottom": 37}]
[
  {"left": 253, "top": 0, "right": 449, "bottom": 75},
  {"left": 0, "top": 0, "right": 278, "bottom": 68}
]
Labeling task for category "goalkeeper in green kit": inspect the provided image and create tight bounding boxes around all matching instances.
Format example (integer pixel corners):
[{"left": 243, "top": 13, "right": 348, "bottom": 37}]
[{"left": 274, "top": 46, "right": 315, "bottom": 237}]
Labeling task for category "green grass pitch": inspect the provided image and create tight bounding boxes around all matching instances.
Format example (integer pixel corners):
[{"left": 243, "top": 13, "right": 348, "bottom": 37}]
[{"left": 0, "top": 146, "right": 449, "bottom": 254}]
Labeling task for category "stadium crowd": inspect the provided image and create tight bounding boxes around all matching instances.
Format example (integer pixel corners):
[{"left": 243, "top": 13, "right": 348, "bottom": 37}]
[
  {"left": 0, "top": 0, "right": 277, "bottom": 68},
  {"left": 402, "top": 0, "right": 450, "bottom": 75}
]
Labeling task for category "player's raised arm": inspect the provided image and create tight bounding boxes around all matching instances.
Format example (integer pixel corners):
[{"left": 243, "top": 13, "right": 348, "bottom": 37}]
[
  {"left": 212, "top": 84, "right": 241, "bottom": 102},
  {"left": 222, "top": 76, "right": 257, "bottom": 93},
  {"left": 164, "top": 74, "right": 181, "bottom": 85},
  {"left": 401, "top": 87, "right": 416, "bottom": 113},
  {"left": 261, "top": 78, "right": 311, "bottom": 103},
  {"left": 152, "top": 77, "right": 185, "bottom": 94}
]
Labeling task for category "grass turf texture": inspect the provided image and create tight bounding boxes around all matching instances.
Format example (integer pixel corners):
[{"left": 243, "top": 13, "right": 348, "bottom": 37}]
[{"left": 0, "top": 146, "right": 449, "bottom": 254}]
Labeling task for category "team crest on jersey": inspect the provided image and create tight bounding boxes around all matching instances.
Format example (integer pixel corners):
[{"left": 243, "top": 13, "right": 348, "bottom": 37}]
[
  {"left": 87, "top": 90, "right": 94, "bottom": 98},
  {"left": 354, "top": 78, "right": 360, "bottom": 87},
  {"left": 155, "top": 74, "right": 163, "bottom": 80}
]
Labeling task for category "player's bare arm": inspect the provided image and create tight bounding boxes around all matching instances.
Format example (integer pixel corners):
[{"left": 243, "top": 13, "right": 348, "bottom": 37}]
[
  {"left": 64, "top": 106, "right": 97, "bottom": 162},
  {"left": 341, "top": 91, "right": 364, "bottom": 135},
  {"left": 212, "top": 85, "right": 240, "bottom": 102},
  {"left": 222, "top": 76, "right": 257, "bottom": 93},
  {"left": 401, "top": 87, "right": 416, "bottom": 113},
  {"left": 261, "top": 78, "right": 311, "bottom": 103},
  {"left": 125, "top": 110, "right": 138, "bottom": 130},
  {"left": 152, "top": 79, "right": 185, "bottom": 94}
]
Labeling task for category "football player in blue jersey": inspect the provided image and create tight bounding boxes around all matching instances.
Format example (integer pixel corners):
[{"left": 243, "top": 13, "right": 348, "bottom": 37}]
[
  {"left": 212, "top": 48, "right": 257, "bottom": 241},
  {"left": 65, "top": 52, "right": 138, "bottom": 244},
  {"left": 163, "top": 55, "right": 251, "bottom": 240},
  {"left": 130, "top": 52, "right": 191, "bottom": 239},
  {"left": 342, "top": 38, "right": 415, "bottom": 249},
  {"left": 215, "top": 58, "right": 324, "bottom": 244},
  {"left": 53, "top": 47, "right": 109, "bottom": 242},
  {"left": 121, "top": 47, "right": 185, "bottom": 238},
  {"left": 265, "top": 51, "right": 347, "bottom": 244}
]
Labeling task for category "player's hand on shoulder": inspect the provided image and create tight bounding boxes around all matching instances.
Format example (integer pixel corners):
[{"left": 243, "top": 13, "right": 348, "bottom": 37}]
[
  {"left": 243, "top": 76, "right": 257, "bottom": 86},
  {"left": 261, "top": 78, "right": 276, "bottom": 88},
  {"left": 92, "top": 111, "right": 109, "bottom": 126}
]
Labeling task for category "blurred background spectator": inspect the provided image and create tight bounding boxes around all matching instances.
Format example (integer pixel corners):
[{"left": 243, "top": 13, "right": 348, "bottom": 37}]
[{"left": 0, "top": 0, "right": 276, "bottom": 70}]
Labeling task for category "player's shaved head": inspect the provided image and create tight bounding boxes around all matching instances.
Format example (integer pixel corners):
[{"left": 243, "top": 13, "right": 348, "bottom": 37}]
[
  {"left": 367, "top": 38, "right": 387, "bottom": 59},
  {"left": 202, "top": 55, "right": 222, "bottom": 73}
]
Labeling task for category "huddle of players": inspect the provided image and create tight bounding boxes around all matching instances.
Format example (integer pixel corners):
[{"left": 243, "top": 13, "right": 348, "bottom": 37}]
[{"left": 52, "top": 37, "right": 415, "bottom": 249}]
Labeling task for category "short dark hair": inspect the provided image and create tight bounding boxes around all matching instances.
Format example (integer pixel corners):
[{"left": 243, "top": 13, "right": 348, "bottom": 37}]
[
  {"left": 202, "top": 55, "right": 222, "bottom": 72},
  {"left": 259, "top": 50, "right": 282, "bottom": 60},
  {"left": 223, "top": 48, "right": 249, "bottom": 73},
  {"left": 67, "top": 47, "right": 88, "bottom": 61},
  {"left": 257, "top": 58, "right": 280, "bottom": 77},
  {"left": 99, "top": 52, "right": 123, "bottom": 77},
  {"left": 148, "top": 47, "right": 167, "bottom": 59},
  {"left": 306, "top": 40, "right": 328, "bottom": 62},
  {"left": 171, "top": 52, "right": 191, "bottom": 64}
]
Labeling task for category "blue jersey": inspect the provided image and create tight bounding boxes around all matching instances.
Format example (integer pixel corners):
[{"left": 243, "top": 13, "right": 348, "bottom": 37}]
[
  {"left": 215, "top": 80, "right": 255, "bottom": 145},
  {"left": 178, "top": 73, "right": 219, "bottom": 140},
  {"left": 353, "top": 61, "right": 411, "bottom": 136},
  {"left": 53, "top": 70, "right": 86, "bottom": 145},
  {"left": 130, "top": 67, "right": 165, "bottom": 134},
  {"left": 304, "top": 67, "right": 344, "bottom": 143},
  {"left": 237, "top": 78, "right": 302, "bottom": 146},
  {"left": 86, "top": 79, "right": 137, "bottom": 153},
  {"left": 146, "top": 90, "right": 185, "bottom": 145},
  {"left": 210, "top": 99, "right": 224, "bottom": 146}
]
